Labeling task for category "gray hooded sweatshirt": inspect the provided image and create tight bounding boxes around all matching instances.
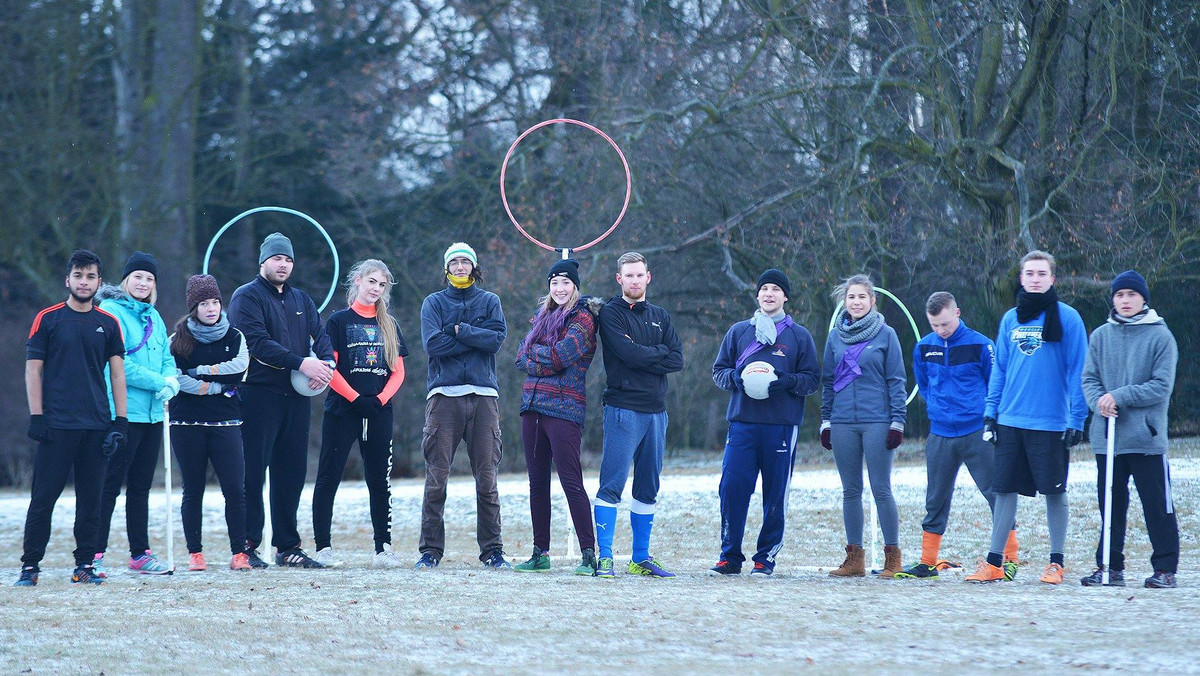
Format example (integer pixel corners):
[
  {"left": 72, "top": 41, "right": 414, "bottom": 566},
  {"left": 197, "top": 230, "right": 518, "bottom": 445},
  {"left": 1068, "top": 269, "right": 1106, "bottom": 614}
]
[{"left": 1081, "top": 309, "right": 1177, "bottom": 455}]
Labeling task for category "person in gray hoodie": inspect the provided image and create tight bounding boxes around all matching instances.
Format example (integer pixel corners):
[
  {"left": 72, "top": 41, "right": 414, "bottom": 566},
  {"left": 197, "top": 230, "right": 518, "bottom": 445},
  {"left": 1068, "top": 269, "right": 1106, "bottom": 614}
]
[
  {"left": 821, "top": 274, "right": 908, "bottom": 578},
  {"left": 1080, "top": 270, "right": 1179, "bottom": 589}
]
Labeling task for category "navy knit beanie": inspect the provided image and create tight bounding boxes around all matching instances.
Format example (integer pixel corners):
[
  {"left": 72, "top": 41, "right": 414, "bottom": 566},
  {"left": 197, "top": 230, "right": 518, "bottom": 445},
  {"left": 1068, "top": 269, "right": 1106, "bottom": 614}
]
[
  {"left": 1111, "top": 270, "right": 1149, "bottom": 303},
  {"left": 757, "top": 269, "right": 790, "bottom": 298},
  {"left": 122, "top": 251, "right": 158, "bottom": 279},
  {"left": 548, "top": 258, "right": 581, "bottom": 289}
]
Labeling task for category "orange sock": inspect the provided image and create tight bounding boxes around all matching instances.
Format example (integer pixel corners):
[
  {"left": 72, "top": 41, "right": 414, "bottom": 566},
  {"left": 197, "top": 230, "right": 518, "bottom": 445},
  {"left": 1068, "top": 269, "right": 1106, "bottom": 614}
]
[
  {"left": 920, "top": 531, "right": 942, "bottom": 566},
  {"left": 1004, "top": 529, "right": 1019, "bottom": 562}
]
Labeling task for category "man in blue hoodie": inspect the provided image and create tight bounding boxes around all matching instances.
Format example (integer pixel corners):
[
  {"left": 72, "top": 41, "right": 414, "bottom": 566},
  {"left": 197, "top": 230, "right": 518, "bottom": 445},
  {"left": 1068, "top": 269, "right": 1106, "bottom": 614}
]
[
  {"left": 966, "top": 250, "right": 1088, "bottom": 584},
  {"left": 708, "top": 269, "right": 819, "bottom": 577},
  {"left": 896, "top": 292, "right": 1018, "bottom": 579}
]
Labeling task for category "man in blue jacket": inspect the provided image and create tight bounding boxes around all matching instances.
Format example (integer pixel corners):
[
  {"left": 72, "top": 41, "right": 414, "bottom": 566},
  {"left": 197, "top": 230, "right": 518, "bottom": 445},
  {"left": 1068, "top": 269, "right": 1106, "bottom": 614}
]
[
  {"left": 415, "top": 242, "right": 509, "bottom": 571},
  {"left": 593, "top": 252, "right": 684, "bottom": 579},
  {"left": 966, "top": 250, "right": 1088, "bottom": 584},
  {"left": 709, "top": 269, "right": 819, "bottom": 577},
  {"left": 896, "top": 292, "right": 1018, "bottom": 579},
  {"left": 229, "top": 232, "right": 335, "bottom": 568}
]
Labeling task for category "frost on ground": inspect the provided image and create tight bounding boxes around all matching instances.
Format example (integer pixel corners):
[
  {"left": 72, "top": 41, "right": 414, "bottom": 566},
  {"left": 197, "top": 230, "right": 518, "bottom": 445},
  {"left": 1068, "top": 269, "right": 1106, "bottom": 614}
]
[{"left": 0, "top": 441, "right": 1197, "bottom": 674}]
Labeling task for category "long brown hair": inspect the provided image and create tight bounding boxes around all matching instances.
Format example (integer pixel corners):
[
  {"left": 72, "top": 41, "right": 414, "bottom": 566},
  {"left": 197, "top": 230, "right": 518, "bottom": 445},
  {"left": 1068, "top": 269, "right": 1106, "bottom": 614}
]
[
  {"left": 346, "top": 259, "right": 401, "bottom": 368},
  {"left": 171, "top": 307, "right": 199, "bottom": 361}
]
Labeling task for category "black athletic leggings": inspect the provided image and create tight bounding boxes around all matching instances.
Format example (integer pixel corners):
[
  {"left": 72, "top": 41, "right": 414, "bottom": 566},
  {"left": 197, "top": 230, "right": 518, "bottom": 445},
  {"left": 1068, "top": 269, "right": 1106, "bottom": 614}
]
[
  {"left": 312, "top": 406, "right": 394, "bottom": 553},
  {"left": 97, "top": 422, "right": 162, "bottom": 558},
  {"left": 172, "top": 425, "right": 248, "bottom": 556}
]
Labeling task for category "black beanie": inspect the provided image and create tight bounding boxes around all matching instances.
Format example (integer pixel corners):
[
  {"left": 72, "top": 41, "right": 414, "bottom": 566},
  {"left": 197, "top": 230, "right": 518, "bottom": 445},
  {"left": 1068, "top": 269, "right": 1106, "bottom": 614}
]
[
  {"left": 757, "top": 268, "right": 790, "bottom": 297},
  {"left": 548, "top": 258, "right": 581, "bottom": 289},
  {"left": 122, "top": 251, "right": 158, "bottom": 279},
  {"left": 1111, "top": 270, "right": 1150, "bottom": 303}
]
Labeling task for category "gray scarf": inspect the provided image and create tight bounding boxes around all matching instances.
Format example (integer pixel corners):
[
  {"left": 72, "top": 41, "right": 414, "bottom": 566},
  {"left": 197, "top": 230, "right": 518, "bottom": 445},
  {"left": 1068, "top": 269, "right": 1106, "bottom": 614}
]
[
  {"left": 835, "top": 308, "right": 884, "bottom": 345},
  {"left": 188, "top": 312, "right": 230, "bottom": 344}
]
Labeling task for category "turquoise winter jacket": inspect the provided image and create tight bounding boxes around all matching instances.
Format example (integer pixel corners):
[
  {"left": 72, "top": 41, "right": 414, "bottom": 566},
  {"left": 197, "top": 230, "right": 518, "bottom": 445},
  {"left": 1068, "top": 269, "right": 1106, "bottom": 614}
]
[{"left": 98, "top": 286, "right": 177, "bottom": 424}]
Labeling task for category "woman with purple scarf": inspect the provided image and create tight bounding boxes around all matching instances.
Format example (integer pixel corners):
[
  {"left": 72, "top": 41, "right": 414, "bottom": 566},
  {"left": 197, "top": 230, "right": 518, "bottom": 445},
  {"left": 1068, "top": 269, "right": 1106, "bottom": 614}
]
[
  {"left": 513, "top": 258, "right": 604, "bottom": 575},
  {"left": 821, "top": 274, "right": 908, "bottom": 578}
]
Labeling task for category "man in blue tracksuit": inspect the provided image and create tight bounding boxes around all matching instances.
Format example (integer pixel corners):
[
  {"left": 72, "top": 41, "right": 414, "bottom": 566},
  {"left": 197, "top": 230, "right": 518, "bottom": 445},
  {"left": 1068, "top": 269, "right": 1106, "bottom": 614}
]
[
  {"left": 966, "top": 250, "right": 1088, "bottom": 584},
  {"left": 896, "top": 292, "right": 1018, "bottom": 579},
  {"left": 709, "top": 269, "right": 819, "bottom": 576}
]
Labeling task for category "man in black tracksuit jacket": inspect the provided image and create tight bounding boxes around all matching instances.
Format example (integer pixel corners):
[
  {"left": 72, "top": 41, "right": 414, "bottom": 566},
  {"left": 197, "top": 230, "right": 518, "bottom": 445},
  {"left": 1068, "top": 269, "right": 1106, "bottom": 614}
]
[{"left": 229, "top": 232, "right": 334, "bottom": 568}]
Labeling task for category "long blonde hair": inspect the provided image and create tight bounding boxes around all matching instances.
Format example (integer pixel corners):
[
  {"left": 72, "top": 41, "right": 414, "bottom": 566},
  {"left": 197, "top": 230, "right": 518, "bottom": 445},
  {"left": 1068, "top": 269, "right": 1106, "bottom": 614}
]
[{"left": 345, "top": 259, "right": 400, "bottom": 368}]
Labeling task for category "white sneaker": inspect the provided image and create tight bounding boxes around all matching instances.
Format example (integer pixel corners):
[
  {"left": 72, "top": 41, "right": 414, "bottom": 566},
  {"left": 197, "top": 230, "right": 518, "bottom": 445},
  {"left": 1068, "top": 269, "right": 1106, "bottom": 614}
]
[
  {"left": 313, "top": 547, "right": 344, "bottom": 568},
  {"left": 372, "top": 544, "right": 402, "bottom": 568}
]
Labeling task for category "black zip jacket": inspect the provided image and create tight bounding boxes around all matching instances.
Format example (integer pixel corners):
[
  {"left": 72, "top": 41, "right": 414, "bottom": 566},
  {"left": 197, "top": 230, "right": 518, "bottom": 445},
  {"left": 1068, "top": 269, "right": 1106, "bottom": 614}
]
[
  {"left": 597, "top": 295, "right": 684, "bottom": 413},
  {"left": 228, "top": 274, "right": 334, "bottom": 395}
]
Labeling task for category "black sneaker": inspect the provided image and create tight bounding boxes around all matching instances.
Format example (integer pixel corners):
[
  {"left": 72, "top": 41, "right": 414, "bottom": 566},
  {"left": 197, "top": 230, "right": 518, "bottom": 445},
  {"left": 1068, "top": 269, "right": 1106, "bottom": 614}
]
[
  {"left": 245, "top": 548, "right": 270, "bottom": 569},
  {"left": 481, "top": 549, "right": 512, "bottom": 570},
  {"left": 71, "top": 564, "right": 105, "bottom": 585},
  {"left": 1144, "top": 571, "right": 1177, "bottom": 588},
  {"left": 1080, "top": 566, "right": 1125, "bottom": 587},
  {"left": 275, "top": 548, "right": 327, "bottom": 568},
  {"left": 707, "top": 559, "right": 742, "bottom": 576},
  {"left": 894, "top": 562, "right": 939, "bottom": 579},
  {"left": 14, "top": 566, "right": 38, "bottom": 587},
  {"left": 414, "top": 552, "right": 440, "bottom": 570}
]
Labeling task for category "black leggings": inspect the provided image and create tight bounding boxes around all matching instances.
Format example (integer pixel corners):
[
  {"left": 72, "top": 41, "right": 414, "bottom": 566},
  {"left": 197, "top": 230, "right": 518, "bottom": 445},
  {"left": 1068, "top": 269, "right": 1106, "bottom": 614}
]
[
  {"left": 312, "top": 407, "right": 394, "bottom": 552},
  {"left": 98, "top": 422, "right": 162, "bottom": 558},
  {"left": 172, "top": 425, "right": 248, "bottom": 556}
]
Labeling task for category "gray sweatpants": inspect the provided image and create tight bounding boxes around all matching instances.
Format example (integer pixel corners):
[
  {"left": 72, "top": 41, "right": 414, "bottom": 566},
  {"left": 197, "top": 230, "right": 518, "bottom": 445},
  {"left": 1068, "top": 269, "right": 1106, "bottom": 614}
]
[
  {"left": 922, "top": 432, "right": 996, "bottom": 535},
  {"left": 832, "top": 422, "right": 899, "bottom": 546}
]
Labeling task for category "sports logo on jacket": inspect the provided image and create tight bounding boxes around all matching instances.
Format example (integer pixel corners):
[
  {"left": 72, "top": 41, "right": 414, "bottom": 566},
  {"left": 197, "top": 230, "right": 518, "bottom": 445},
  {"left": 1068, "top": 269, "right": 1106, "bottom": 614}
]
[{"left": 1010, "top": 326, "right": 1043, "bottom": 356}]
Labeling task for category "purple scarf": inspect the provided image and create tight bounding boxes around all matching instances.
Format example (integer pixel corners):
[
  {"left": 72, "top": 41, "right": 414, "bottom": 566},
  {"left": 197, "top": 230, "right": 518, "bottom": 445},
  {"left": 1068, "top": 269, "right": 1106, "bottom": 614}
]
[
  {"left": 832, "top": 341, "right": 869, "bottom": 393},
  {"left": 735, "top": 313, "right": 794, "bottom": 369}
]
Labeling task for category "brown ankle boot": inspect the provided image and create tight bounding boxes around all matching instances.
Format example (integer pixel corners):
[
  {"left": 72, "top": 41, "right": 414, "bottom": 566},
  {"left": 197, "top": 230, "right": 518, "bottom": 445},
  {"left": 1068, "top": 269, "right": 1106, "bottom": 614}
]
[
  {"left": 877, "top": 545, "right": 902, "bottom": 579},
  {"left": 830, "top": 544, "right": 866, "bottom": 577}
]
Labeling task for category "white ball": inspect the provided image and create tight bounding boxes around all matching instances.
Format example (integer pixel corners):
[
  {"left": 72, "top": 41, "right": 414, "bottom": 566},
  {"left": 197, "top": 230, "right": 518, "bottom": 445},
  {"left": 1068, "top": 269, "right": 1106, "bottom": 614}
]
[
  {"left": 740, "top": 360, "right": 777, "bottom": 400},
  {"left": 291, "top": 350, "right": 330, "bottom": 397}
]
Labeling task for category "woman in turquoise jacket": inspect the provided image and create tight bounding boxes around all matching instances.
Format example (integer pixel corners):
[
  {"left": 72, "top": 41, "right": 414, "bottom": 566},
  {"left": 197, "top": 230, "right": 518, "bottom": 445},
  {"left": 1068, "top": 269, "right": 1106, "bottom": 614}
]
[{"left": 94, "top": 252, "right": 179, "bottom": 576}]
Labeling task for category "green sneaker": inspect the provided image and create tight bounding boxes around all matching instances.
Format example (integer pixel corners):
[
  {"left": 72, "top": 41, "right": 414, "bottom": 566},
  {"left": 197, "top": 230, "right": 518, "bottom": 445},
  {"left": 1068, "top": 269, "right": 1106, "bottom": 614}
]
[
  {"left": 595, "top": 557, "right": 616, "bottom": 579},
  {"left": 893, "top": 562, "right": 938, "bottom": 579},
  {"left": 575, "top": 548, "right": 598, "bottom": 576},
  {"left": 513, "top": 547, "right": 551, "bottom": 573},
  {"left": 1003, "top": 561, "right": 1019, "bottom": 581},
  {"left": 627, "top": 557, "right": 676, "bottom": 578}
]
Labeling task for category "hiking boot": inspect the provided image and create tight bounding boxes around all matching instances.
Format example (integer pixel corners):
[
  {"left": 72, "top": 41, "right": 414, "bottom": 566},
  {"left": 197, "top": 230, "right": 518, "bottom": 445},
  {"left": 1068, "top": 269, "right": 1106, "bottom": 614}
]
[
  {"left": 965, "top": 560, "right": 1005, "bottom": 583},
  {"left": 414, "top": 552, "right": 440, "bottom": 570},
  {"left": 188, "top": 552, "right": 207, "bottom": 572},
  {"left": 750, "top": 562, "right": 773, "bottom": 577},
  {"left": 1144, "top": 571, "right": 1177, "bottom": 588},
  {"left": 514, "top": 547, "right": 551, "bottom": 573},
  {"left": 93, "top": 553, "right": 108, "bottom": 579},
  {"left": 275, "top": 547, "right": 327, "bottom": 569},
  {"left": 877, "top": 545, "right": 902, "bottom": 579},
  {"left": 1080, "top": 566, "right": 1125, "bottom": 587},
  {"left": 481, "top": 549, "right": 512, "bottom": 570},
  {"left": 372, "top": 544, "right": 402, "bottom": 568},
  {"left": 14, "top": 566, "right": 38, "bottom": 587},
  {"left": 628, "top": 557, "right": 676, "bottom": 579},
  {"left": 72, "top": 564, "right": 105, "bottom": 585},
  {"left": 575, "top": 548, "right": 598, "bottom": 576},
  {"left": 130, "top": 551, "right": 173, "bottom": 575},
  {"left": 230, "top": 553, "right": 252, "bottom": 571},
  {"left": 1003, "top": 561, "right": 1019, "bottom": 581},
  {"left": 245, "top": 548, "right": 270, "bottom": 569},
  {"left": 829, "top": 545, "right": 866, "bottom": 577},
  {"left": 1040, "top": 562, "right": 1065, "bottom": 585},
  {"left": 595, "top": 557, "right": 616, "bottom": 579},
  {"left": 894, "top": 562, "right": 939, "bottom": 579},
  {"left": 313, "top": 547, "right": 344, "bottom": 568},
  {"left": 708, "top": 560, "right": 742, "bottom": 576}
]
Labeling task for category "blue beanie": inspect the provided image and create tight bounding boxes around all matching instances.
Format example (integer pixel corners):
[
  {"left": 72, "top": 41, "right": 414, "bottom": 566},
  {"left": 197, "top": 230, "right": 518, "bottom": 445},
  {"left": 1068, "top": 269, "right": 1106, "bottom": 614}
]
[{"left": 1111, "top": 270, "right": 1149, "bottom": 303}]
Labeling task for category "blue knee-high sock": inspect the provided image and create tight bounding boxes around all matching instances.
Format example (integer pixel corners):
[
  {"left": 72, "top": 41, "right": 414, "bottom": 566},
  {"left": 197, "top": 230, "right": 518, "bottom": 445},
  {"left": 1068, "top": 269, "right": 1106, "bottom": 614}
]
[
  {"left": 630, "top": 500, "right": 655, "bottom": 563},
  {"left": 594, "top": 501, "right": 618, "bottom": 559}
]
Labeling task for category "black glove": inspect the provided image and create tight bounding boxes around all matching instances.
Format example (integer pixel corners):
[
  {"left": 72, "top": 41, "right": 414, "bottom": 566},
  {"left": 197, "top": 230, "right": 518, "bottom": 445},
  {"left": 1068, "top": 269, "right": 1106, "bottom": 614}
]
[
  {"left": 101, "top": 416, "right": 128, "bottom": 461},
  {"left": 731, "top": 371, "right": 744, "bottom": 392},
  {"left": 27, "top": 414, "right": 50, "bottom": 443},
  {"left": 982, "top": 417, "right": 998, "bottom": 446},
  {"left": 1062, "top": 428, "right": 1084, "bottom": 448},
  {"left": 353, "top": 395, "right": 382, "bottom": 417},
  {"left": 768, "top": 370, "right": 799, "bottom": 395},
  {"left": 820, "top": 427, "right": 832, "bottom": 451}
]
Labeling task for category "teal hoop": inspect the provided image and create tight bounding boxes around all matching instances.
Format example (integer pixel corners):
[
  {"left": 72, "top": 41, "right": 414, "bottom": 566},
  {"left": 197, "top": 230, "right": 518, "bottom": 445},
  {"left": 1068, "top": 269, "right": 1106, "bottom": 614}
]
[
  {"left": 202, "top": 206, "right": 340, "bottom": 312},
  {"left": 828, "top": 286, "right": 922, "bottom": 405}
]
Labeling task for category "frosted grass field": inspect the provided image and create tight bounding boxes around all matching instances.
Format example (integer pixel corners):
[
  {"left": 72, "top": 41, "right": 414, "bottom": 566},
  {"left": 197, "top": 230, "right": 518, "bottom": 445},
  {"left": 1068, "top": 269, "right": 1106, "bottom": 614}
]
[{"left": 1, "top": 439, "right": 1197, "bottom": 674}]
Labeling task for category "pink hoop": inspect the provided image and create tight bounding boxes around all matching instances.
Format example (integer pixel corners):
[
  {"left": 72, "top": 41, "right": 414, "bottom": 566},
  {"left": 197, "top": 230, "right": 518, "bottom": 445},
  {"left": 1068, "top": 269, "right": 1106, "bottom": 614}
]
[{"left": 500, "top": 118, "right": 632, "bottom": 253}]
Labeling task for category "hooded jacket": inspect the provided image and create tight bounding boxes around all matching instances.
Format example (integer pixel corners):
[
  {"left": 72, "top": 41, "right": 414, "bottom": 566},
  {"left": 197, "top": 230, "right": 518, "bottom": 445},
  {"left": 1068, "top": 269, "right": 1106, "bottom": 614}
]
[
  {"left": 1081, "top": 309, "right": 1177, "bottom": 455},
  {"left": 97, "top": 285, "right": 177, "bottom": 424}
]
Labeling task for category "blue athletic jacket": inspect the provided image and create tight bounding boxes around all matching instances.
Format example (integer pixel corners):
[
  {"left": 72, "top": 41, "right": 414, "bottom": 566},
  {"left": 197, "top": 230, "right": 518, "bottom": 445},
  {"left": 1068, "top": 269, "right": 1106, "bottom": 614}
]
[{"left": 913, "top": 320, "right": 994, "bottom": 438}]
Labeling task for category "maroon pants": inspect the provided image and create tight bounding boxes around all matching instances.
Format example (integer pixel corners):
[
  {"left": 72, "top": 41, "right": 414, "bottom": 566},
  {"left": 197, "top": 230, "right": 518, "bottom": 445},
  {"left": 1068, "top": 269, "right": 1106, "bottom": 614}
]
[{"left": 521, "top": 412, "right": 595, "bottom": 552}]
